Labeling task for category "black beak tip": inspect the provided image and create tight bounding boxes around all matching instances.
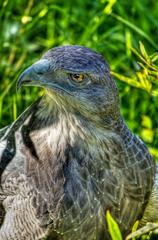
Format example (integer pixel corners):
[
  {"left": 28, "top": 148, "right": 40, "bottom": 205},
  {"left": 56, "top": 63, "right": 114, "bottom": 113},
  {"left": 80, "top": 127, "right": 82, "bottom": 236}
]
[
  {"left": 16, "top": 59, "right": 50, "bottom": 93},
  {"left": 16, "top": 66, "right": 33, "bottom": 92},
  {"left": 16, "top": 76, "right": 22, "bottom": 92},
  {"left": 16, "top": 72, "right": 26, "bottom": 92}
]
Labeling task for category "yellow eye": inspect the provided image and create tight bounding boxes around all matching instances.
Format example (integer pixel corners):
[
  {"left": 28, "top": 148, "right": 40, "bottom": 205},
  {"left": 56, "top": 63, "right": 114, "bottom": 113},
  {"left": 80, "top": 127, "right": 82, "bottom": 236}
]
[{"left": 70, "top": 73, "right": 85, "bottom": 83}]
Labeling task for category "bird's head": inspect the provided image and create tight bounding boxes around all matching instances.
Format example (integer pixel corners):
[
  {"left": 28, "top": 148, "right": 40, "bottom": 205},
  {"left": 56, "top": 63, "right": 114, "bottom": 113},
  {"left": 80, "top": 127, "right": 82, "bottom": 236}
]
[{"left": 17, "top": 45, "right": 120, "bottom": 127}]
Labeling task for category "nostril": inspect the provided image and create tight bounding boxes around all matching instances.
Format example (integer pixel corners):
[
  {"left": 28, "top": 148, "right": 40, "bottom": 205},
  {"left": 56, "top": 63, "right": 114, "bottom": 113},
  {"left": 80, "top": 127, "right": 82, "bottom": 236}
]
[{"left": 33, "top": 59, "right": 50, "bottom": 74}]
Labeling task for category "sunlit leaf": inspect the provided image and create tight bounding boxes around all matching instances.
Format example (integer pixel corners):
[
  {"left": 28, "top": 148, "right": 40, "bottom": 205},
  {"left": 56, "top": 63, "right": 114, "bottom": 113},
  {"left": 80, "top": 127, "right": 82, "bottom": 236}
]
[
  {"left": 131, "top": 220, "right": 139, "bottom": 240},
  {"left": 38, "top": 8, "right": 48, "bottom": 18},
  {"left": 106, "top": 210, "right": 123, "bottom": 240},
  {"left": 141, "top": 129, "right": 154, "bottom": 143},
  {"left": 139, "top": 42, "right": 150, "bottom": 63},
  {"left": 21, "top": 16, "right": 32, "bottom": 24},
  {"left": 141, "top": 116, "right": 152, "bottom": 129},
  {"left": 149, "top": 147, "right": 158, "bottom": 160},
  {"left": 103, "top": 0, "right": 117, "bottom": 14}
]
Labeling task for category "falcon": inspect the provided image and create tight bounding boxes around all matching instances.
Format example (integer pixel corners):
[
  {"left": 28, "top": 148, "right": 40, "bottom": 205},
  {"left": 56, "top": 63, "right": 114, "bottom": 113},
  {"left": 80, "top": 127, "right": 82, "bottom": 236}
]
[{"left": 0, "top": 45, "right": 157, "bottom": 240}]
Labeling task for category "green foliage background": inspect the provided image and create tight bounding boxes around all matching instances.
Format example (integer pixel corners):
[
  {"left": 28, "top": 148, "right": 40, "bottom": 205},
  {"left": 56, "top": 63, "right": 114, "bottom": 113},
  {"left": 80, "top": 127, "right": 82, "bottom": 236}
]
[{"left": 0, "top": 0, "right": 158, "bottom": 238}]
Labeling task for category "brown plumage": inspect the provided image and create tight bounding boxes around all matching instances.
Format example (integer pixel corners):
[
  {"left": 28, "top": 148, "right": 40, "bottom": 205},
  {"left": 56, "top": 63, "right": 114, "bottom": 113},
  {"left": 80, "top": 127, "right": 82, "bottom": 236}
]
[{"left": 0, "top": 45, "right": 156, "bottom": 240}]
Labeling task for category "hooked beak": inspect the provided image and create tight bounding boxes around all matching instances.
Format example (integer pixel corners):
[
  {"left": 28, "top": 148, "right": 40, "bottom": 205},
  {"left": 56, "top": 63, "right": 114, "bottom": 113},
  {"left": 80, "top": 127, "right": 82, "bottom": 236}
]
[
  {"left": 17, "top": 58, "right": 73, "bottom": 96},
  {"left": 17, "top": 59, "right": 51, "bottom": 91}
]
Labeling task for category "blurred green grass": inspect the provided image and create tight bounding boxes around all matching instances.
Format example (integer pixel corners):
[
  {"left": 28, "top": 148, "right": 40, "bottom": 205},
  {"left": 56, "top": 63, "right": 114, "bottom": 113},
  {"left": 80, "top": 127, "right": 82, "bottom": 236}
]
[{"left": 1, "top": 0, "right": 158, "bottom": 156}]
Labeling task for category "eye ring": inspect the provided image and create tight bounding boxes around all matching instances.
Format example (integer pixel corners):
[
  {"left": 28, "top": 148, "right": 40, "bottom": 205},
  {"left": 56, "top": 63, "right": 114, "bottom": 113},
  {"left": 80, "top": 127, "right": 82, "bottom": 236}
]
[{"left": 70, "top": 73, "right": 85, "bottom": 83}]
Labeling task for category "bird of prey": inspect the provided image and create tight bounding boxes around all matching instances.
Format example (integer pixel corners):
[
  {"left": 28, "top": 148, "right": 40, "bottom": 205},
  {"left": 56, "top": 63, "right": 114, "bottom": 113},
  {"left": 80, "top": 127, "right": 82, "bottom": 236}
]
[{"left": 0, "top": 45, "right": 157, "bottom": 240}]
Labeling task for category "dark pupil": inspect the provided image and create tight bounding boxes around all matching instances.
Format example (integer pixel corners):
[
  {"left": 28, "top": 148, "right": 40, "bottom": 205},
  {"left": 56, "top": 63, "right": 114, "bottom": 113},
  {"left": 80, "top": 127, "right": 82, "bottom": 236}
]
[
  {"left": 73, "top": 74, "right": 84, "bottom": 83},
  {"left": 74, "top": 74, "right": 80, "bottom": 79}
]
